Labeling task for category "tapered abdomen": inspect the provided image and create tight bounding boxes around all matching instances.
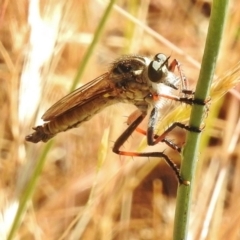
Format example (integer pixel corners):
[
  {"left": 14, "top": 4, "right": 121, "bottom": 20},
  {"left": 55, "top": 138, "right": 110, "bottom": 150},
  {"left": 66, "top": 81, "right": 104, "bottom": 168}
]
[{"left": 25, "top": 96, "right": 117, "bottom": 143}]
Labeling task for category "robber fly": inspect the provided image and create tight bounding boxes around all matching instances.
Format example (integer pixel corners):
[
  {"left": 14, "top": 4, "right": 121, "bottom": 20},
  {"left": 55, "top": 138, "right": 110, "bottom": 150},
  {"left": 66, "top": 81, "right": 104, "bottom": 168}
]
[{"left": 26, "top": 53, "right": 202, "bottom": 184}]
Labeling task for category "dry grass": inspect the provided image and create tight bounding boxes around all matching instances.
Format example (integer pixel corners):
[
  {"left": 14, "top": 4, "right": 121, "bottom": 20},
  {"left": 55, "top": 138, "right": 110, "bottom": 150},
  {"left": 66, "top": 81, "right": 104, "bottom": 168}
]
[{"left": 0, "top": 0, "right": 240, "bottom": 239}]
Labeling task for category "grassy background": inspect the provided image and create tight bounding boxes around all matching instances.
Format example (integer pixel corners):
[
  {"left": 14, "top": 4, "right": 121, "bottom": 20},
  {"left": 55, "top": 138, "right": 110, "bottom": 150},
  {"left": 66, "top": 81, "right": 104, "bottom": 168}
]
[{"left": 1, "top": 0, "right": 240, "bottom": 239}]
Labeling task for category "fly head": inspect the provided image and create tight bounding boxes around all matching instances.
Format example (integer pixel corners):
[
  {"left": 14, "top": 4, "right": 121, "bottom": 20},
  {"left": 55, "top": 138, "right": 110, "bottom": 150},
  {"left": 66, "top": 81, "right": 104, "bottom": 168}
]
[{"left": 148, "top": 53, "right": 178, "bottom": 90}]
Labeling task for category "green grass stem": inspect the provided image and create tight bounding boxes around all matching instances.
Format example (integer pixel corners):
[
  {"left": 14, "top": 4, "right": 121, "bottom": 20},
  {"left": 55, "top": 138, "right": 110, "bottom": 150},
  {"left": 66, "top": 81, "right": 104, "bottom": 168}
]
[{"left": 173, "top": 0, "right": 229, "bottom": 239}]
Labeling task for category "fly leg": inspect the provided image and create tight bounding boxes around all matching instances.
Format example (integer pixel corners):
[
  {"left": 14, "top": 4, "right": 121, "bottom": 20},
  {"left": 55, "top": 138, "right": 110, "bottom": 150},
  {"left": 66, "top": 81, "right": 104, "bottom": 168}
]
[
  {"left": 167, "top": 58, "right": 210, "bottom": 106},
  {"left": 153, "top": 91, "right": 207, "bottom": 107},
  {"left": 112, "top": 111, "right": 189, "bottom": 185},
  {"left": 147, "top": 107, "right": 202, "bottom": 147},
  {"left": 168, "top": 58, "right": 196, "bottom": 98},
  {"left": 127, "top": 110, "right": 183, "bottom": 153}
]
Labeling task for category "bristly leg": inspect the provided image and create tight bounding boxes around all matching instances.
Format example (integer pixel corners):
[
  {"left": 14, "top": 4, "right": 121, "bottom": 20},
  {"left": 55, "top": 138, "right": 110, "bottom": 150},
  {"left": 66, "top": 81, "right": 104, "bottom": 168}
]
[
  {"left": 165, "top": 57, "right": 209, "bottom": 108},
  {"left": 112, "top": 111, "right": 190, "bottom": 185},
  {"left": 168, "top": 58, "right": 189, "bottom": 93},
  {"left": 118, "top": 98, "right": 206, "bottom": 185}
]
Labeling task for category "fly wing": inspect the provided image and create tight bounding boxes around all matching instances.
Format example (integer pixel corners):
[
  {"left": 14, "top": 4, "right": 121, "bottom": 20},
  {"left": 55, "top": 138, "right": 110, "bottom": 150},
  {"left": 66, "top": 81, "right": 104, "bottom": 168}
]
[{"left": 42, "top": 72, "right": 114, "bottom": 121}]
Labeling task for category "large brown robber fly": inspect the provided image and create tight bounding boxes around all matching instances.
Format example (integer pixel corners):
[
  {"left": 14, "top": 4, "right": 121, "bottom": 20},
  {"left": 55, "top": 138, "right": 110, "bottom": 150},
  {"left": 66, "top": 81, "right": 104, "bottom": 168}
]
[{"left": 26, "top": 53, "right": 203, "bottom": 184}]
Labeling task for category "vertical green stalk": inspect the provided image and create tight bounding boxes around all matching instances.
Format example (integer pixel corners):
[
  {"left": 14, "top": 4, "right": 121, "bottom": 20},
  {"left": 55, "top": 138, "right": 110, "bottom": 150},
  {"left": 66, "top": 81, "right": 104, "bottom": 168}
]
[
  {"left": 173, "top": 0, "right": 229, "bottom": 239},
  {"left": 7, "top": 141, "right": 54, "bottom": 240}
]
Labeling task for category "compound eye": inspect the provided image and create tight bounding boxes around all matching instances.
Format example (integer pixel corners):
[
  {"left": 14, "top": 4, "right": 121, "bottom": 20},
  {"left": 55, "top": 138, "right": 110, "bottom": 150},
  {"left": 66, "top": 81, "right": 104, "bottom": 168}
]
[
  {"left": 148, "top": 60, "right": 163, "bottom": 82},
  {"left": 113, "top": 63, "right": 132, "bottom": 75},
  {"left": 154, "top": 53, "right": 167, "bottom": 62}
]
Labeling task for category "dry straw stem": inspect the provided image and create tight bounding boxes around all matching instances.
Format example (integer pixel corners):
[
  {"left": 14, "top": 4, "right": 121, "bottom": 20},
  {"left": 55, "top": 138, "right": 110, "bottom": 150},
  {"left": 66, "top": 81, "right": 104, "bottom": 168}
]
[{"left": 6, "top": 1, "right": 116, "bottom": 239}]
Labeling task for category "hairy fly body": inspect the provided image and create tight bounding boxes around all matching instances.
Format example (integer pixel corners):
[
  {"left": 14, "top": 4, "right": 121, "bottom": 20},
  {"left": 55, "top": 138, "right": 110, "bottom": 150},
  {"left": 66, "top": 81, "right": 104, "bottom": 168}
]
[{"left": 26, "top": 53, "right": 202, "bottom": 184}]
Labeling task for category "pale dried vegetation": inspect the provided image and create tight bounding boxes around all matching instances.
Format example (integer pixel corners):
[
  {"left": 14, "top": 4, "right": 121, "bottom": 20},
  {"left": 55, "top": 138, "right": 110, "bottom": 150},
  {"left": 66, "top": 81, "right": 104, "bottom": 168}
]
[{"left": 0, "top": 0, "right": 240, "bottom": 239}]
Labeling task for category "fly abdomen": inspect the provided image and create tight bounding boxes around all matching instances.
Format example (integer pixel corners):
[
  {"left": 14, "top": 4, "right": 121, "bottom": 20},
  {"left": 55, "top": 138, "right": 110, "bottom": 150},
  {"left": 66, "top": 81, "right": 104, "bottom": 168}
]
[
  {"left": 25, "top": 125, "right": 55, "bottom": 143},
  {"left": 25, "top": 96, "right": 117, "bottom": 143}
]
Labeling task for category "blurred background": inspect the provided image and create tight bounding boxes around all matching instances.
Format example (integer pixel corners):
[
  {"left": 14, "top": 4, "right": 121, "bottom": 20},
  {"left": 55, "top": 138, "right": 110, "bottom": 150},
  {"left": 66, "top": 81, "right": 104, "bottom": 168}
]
[{"left": 0, "top": 0, "right": 240, "bottom": 239}]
